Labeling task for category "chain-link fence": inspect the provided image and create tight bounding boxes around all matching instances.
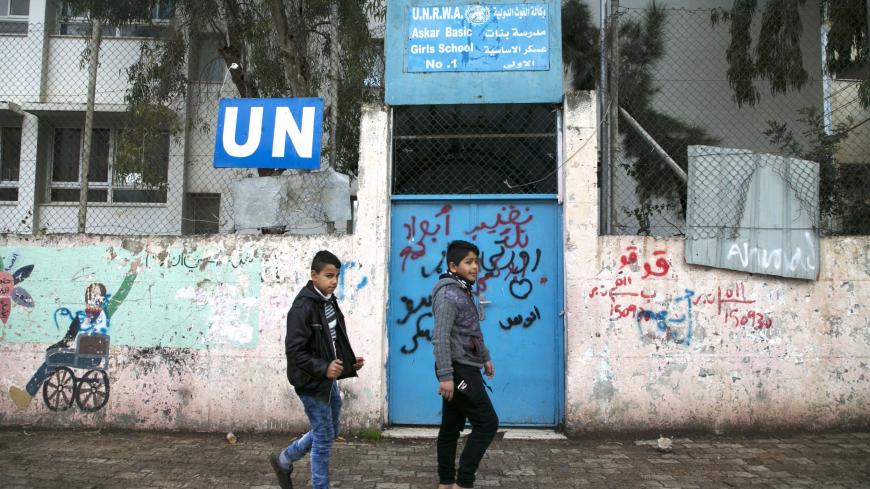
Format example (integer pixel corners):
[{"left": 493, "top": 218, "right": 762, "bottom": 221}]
[
  {"left": 392, "top": 104, "right": 560, "bottom": 195},
  {"left": 0, "top": 23, "right": 358, "bottom": 236},
  {"left": 601, "top": 4, "right": 870, "bottom": 237}
]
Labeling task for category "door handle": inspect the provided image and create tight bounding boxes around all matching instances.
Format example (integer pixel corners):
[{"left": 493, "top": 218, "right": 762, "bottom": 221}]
[{"left": 478, "top": 293, "right": 491, "bottom": 321}]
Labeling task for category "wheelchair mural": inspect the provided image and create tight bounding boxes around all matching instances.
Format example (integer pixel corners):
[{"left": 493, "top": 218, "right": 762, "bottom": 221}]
[
  {"left": 41, "top": 333, "right": 111, "bottom": 411},
  {"left": 7, "top": 263, "right": 138, "bottom": 412}
]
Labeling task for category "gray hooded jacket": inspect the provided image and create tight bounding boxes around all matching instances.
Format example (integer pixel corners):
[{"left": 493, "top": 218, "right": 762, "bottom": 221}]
[{"left": 432, "top": 275, "right": 491, "bottom": 382}]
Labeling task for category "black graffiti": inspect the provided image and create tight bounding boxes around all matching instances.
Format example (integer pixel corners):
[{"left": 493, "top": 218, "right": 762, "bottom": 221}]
[
  {"left": 499, "top": 306, "right": 541, "bottom": 330},
  {"left": 397, "top": 295, "right": 432, "bottom": 325},
  {"left": 421, "top": 252, "right": 446, "bottom": 278},
  {"left": 400, "top": 312, "right": 433, "bottom": 354},
  {"left": 144, "top": 250, "right": 256, "bottom": 270},
  {"left": 508, "top": 278, "right": 533, "bottom": 299},
  {"left": 477, "top": 237, "right": 542, "bottom": 298}
]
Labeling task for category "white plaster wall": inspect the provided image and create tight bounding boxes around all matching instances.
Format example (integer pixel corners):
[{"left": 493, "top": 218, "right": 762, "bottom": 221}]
[
  {"left": 564, "top": 91, "right": 870, "bottom": 434},
  {"left": 0, "top": 106, "right": 391, "bottom": 432}
]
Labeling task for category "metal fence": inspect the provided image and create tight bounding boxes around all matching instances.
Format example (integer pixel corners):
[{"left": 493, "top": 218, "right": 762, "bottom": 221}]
[
  {"left": 0, "top": 23, "right": 354, "bottom": 236},
  {"left": 392, "top": 104, "right": 560, "bottom": 195},
  {"left": 600, "top": 4, "right": 870, "bottom": 237}
]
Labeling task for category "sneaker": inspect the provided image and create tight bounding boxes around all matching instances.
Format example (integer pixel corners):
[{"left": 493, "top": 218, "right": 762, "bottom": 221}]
[
  {"left": 268, "top": 453, "right": 293, "bottom": 489},
  {"left": 9, "top": 386, "right": 32, "bottom": 410}
]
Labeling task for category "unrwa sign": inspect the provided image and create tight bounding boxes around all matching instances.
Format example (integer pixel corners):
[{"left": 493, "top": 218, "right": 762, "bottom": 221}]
[{"left": 213, "top": 98, "right": 324, "bottom": 169}]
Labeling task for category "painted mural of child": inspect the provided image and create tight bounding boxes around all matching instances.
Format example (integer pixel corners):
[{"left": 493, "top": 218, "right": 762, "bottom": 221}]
[{"left": 8, "top": 261, "right": 138, "bottom": 410}]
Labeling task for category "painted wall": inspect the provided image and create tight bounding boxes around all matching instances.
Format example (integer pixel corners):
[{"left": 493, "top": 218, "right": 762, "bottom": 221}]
[
  {"left": 0, "top": 107, "right": 391, "bottom": 432},
  {"left": 1, "top": 96, "right": 867, "bottom": 434},
  {"left": 563, "top": 92, "right": 870, "bottom": 434}
]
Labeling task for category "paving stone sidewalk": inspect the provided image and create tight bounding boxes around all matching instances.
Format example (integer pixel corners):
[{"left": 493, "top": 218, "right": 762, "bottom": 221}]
[{"left": 1, "top": 428, "right": 868, "bottom": 488}]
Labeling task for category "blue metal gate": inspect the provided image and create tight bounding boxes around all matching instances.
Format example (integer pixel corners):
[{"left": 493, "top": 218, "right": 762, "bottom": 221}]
[{"left": 387, "top": 197, "right": 563, "bottom": 426}]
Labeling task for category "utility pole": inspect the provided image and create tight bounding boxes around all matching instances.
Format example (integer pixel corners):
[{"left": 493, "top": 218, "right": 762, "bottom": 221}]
[
  {"left": 599, "top": 0, "right": 610, "bottom": 234},
  {"left": 608, "top": 0, "right": 620, "bottom": 231},
  {"left": 79, "top": 19, "right": 102, "bottom": 233}
]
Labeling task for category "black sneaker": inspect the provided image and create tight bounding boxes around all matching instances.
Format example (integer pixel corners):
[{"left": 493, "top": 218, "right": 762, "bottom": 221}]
[{"left": 268, "top": 453, "right": 293, "bottom": 489}]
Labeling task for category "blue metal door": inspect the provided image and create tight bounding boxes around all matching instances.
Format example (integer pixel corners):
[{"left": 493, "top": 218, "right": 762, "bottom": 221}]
[{"left": 387, "top": 198, "right": 563, "bottom": 426}]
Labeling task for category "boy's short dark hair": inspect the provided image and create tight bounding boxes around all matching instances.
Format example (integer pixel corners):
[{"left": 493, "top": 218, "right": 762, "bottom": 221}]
[
  {"left": 311, "top": 250, "right": 342, "bottom": 272},
  {"left": 446, "top": 240, "right": 479, "bottom": 267}
]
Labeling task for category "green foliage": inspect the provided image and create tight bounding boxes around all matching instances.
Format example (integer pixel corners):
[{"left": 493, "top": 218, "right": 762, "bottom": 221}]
[
  {"left": 826, "top": 0, "right": 868, "bottom": 75},
  {"left": 60, "top": 0, "right": 162, "bottom": 24},
  {"left": 616, "top": 3, "right": 719, "bottom": 213},
  {"left": 714, "top": 0, "right": 869, "bottom": 108},
  {"left": 763, "top": 107, "right": 868, "bottom": 231},
  {"left": 92, "top": 0, "right": 384, "bottom": 177},
  {"left": 561, "top": 0, "right": 599, "bottom": 91},
  {"left": 358, "top": 427, "right": 382, "bottom": 441},
  {"left": 755, "top": 0, "right": 808, "bottom": 97},
  {"left": 561, "top": 1, "right": 719, "bottom": 223}
]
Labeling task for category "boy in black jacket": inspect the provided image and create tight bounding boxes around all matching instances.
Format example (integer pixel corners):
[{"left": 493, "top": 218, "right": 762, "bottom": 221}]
[{"left": 270, "top": 250, "right": 364, "bottom": 489}]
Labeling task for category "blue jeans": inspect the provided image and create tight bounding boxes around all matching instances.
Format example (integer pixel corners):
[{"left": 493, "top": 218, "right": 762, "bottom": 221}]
[{"left": 281, "top": 382, "right": 342, "bottom": 489}]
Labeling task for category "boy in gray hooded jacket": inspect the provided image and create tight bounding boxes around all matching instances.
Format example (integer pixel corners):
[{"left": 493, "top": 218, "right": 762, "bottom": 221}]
[{"left": 432, "top": 240, "right": 498, "bottom": 489}]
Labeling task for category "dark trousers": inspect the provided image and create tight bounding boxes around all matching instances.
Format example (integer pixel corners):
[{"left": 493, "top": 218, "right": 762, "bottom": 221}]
[{"left": 437, "top": 363, "right": 499, "bottom": 488}]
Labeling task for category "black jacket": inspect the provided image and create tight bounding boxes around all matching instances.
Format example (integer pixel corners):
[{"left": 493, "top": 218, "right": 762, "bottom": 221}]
[{"left": 285, "top": 281, "right": 358, "bottom": 401}]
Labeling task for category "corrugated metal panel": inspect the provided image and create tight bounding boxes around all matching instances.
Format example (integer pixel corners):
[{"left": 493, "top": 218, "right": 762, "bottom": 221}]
[{"left": 685, "top": 146, "right": 820, "bottom": 280}]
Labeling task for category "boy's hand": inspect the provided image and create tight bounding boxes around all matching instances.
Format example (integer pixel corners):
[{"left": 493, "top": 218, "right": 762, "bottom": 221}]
[
  {"left": 484, "top": 361, "right": 495, "bottom": 379},
  {"left": 353, "top": 356, "right": 365, "bottom": 370},
  {"left": 326, "top": 360, "right": 344, "bottom": 379},
  {"left": 439, "top": 380, "right": 454, "bottom": 402}
]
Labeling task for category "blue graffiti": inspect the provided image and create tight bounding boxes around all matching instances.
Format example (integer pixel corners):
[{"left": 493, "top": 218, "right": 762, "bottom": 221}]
[
  {"left": 636, "top": 289, "right": 694, "bottom": 345},
  {"left": 53, "top": 293, "right": 113, "bottom": 334},
  {"left": 357, "top": 276, "right": 369, "bottom": 289},
  {"left": 337, "top": 261, "right": 358, "bottom": 300}
]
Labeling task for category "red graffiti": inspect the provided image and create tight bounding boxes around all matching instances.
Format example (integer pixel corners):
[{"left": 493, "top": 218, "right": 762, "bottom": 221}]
[
  {"left": 619, "top": 246, "right": 638, "bottom": 269},
  {"left": 466, "top": 205, "right": 533, "bottom": 249},
  {"left": 589, "top": 247, "right": 775, "bottom": 330},
  {"left": 691, "top": 283, "right": 755, "bottom": 316},
  {"left": 399, "top": 205, "right": 452, "bottom": 272},
  {"left": 641, "top": 250, "right": 670, "bottom": 279},
  {"left": 725, "top": 309, "right": 773, "bottom": 329}
]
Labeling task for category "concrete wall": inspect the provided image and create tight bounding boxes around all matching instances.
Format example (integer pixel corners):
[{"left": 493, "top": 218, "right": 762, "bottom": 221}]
[
  {"left": 563, "top": 92, "right": 870, "bottom": 434},
  {"left": 0, "top": 106, "right": 391, "bottom": 432},
  {"left": 1, "top": 96, "right": 868, "bottom": 435}
]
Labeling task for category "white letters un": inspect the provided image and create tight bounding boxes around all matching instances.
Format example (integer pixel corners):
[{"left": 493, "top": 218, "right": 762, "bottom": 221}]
[{"left": 213, "top": 98, "right": 324, "bottom": 169}]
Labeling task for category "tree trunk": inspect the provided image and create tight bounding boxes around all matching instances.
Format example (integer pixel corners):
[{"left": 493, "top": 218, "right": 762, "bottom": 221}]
[{"left": 79, "top": 20, "right": 103, "bottom": 234}]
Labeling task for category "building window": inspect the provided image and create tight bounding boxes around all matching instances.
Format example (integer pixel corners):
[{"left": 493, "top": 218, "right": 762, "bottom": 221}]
[
  {"left": 57, "top": 1, "right": 174, "bottom": 37},
  {"left": 0, "top": 127, "right": 21, "bottom": 201},
  {"left": 0, "top": 0, "right": 29, "bottom": 34},
  {"left": 49, "top": 127, "right": 168, "bottom": 204},
  {"left": 186, "top": 193, "right": 220, "bottom": 234}
]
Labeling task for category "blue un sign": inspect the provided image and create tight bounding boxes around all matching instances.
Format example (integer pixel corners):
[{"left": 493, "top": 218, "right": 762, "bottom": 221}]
[{"left": 213, "top": 98, "right": 324, "bottom": 169}]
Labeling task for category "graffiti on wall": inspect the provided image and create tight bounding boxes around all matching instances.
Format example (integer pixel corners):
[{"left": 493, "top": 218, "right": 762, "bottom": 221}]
[
  {"left": 0, "top": 253, "right": 35, "bottom": 324},
  {"left": 1, "top": 244, "right": 262, "bottom": 412},
  {"left": 395, "top": 204, "right": 548, "bottom": 354},
  {"left": 7, "top": 261, "right": 139, "bottom": 412},
  {"left": 588, "top": 246, "right": 774, "bottom": 345}
]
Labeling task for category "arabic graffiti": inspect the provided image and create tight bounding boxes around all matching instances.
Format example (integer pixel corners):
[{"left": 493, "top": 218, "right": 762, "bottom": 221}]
[
  {"left": 399, "top": 205, "right": 452, "bottom": 272},
  {"left": 396, "top": 205, "right": 550, "bottom": 355},
  {"left": 144, "top": 249, "right": 257, "bottom": 270},
  {"left": 589, "top": 246, "right": 776, "bottom": 344},
  {"left": 635, "top": 289, "right": 695, "bottom": 345},
  {"left": 467, "top": 205, "right": 533, "bottom": 249},
  {"left": 397, "top": 295, "right": 433, "bottom": 354},
  {"left": 499, "top": 306, "right": 541, "bottom": 330}
]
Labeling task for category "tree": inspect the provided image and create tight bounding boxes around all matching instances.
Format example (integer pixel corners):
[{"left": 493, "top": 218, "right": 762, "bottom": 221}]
[
  {"left": 561, "top": 0, "right": 718, "bottom": 231},
  {"left": 65, "top": 0, "right": 384, "bottom": 180},
  {"left": 712, "top": 0, "right": 869, "bottom": 108}
]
